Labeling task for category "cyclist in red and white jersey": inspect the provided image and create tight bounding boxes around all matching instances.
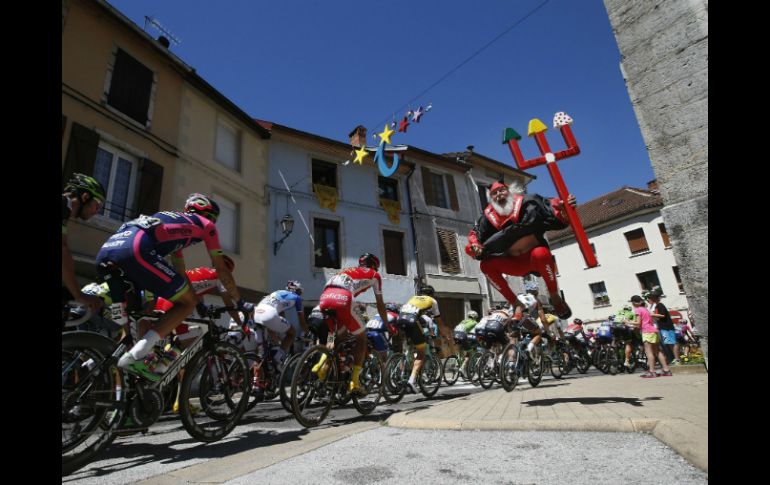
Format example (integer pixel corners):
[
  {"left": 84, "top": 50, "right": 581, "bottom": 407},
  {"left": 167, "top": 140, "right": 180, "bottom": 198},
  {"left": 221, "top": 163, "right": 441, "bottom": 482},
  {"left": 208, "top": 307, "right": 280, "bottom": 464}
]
[{"left": 314, "top": 253, "right": 389, "bottom": 395}]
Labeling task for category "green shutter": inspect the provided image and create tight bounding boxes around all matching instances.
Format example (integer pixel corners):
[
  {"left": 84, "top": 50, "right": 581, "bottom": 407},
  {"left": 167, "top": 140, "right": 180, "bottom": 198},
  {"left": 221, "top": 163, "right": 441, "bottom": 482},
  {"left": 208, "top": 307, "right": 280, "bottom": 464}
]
[
  {"left": 62, "top": 122, "right": 99, "bottom": 189},
  {"left": 445, "top": 174, "right": 459, "bottom": 211}
]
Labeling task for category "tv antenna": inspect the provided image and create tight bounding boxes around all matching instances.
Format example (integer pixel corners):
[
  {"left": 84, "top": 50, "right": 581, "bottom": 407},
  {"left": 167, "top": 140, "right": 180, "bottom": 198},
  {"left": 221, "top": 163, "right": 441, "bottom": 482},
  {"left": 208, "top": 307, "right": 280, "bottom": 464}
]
[{"left": 144, "top": 16, "right": 181, "bottom": 47}]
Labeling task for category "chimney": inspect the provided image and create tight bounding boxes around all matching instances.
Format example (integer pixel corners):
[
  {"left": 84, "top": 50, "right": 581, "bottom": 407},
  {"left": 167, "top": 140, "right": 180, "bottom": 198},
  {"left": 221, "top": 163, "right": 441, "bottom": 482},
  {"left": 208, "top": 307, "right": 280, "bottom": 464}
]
[
  {"left": 647, "top": 179, "right": 659, "bottom": 192},
  {"left": 158, "top": 36, "right": 170, "bottom": 49},
  {"left": 349, "top": 125, "right": 367, "bottom": 148}
]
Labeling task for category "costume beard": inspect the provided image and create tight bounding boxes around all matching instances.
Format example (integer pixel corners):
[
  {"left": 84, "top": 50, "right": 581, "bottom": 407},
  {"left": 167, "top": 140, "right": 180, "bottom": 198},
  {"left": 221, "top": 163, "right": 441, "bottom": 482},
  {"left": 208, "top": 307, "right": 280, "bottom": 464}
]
[{"left": 486, "top": 181, "right": 524, "bottom": 216}]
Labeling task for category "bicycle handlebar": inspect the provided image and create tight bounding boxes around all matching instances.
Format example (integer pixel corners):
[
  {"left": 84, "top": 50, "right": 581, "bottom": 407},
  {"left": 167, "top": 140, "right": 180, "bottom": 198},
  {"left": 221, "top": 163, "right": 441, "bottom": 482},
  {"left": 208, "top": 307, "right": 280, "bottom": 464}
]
[{"left": 63, "top": 300, "right": 93, "bottom": 328}]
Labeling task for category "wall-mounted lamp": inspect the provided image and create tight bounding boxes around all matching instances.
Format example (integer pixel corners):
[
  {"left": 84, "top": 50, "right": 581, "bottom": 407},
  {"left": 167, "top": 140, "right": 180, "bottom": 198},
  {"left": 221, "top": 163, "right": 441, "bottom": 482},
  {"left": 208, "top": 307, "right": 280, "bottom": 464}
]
[{"left": 273, "top": 214, "right": 295, "bottom": 255}]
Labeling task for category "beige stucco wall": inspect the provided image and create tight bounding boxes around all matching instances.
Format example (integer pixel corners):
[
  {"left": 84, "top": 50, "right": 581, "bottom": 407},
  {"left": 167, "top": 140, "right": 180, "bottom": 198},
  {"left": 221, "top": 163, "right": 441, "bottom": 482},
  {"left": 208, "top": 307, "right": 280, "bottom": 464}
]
[
  {"left": 62, "top": 0, "right": 182, "bottom": 277},
  {"left": 176, "top": 84, "right": 269, "bottom": 294}
]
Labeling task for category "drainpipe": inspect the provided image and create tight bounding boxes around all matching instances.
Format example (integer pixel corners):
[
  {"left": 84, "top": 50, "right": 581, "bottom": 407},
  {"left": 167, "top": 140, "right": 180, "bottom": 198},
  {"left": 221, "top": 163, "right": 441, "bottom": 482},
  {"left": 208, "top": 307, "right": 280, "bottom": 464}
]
[{"left": 404, "top": 162, "right": 422, "bottom": 292}]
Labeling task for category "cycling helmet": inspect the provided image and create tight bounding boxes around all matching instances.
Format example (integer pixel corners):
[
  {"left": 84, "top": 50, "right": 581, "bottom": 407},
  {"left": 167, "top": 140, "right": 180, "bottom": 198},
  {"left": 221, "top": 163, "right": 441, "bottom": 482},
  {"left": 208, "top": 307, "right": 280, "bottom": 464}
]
[
  {"left": 524, "top": 281, "right": 539, "bottom": 292},
  {"left": 467, "top": 310, "right": 479, "bottom": 321},
  {"left": 649, "top": 287, "right": 663, "bottom": 298},
  {"left": 385, "top": 302, "right": 400, "bottom": 313},
  {"left": 622, "top": 304, "right": 632, "bottom": 311},
  {"left": 419, "top": 285, "right": 435, "bottom": 297},
  {"left": 358, "top": 252, "right": 380, "bottom": 271},
  {"left": 286, "top": 280, "right": 303, "bottom": 295},
  {"left": 65, "top": 173, "right": 106, "bottom": 203},
  {"left": 222, "top": 255, "right": 235, "bottom": 273},
  {"left": 608, "top": 315, "right": 615, "bottom": 321},
  {"left": 185, "top": 193, "right": 220, "bottom": 223},
  {"left": 573, "top": 318, "right": 583, "bottom": 325}
]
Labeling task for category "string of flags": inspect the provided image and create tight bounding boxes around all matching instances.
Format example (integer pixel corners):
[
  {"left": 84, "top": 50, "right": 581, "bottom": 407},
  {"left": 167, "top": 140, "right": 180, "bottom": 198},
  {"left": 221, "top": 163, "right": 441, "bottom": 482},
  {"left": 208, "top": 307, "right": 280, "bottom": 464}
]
[{"left": 344, "top": 102, "right": 434, "bottom": 178}]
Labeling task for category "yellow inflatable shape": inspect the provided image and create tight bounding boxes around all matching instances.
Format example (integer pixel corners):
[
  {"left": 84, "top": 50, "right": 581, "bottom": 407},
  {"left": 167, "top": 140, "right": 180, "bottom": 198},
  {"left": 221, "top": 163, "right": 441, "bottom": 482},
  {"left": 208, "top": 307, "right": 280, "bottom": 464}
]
[{"left": 527, "top": 118, "right": 548, "bottom": 136}]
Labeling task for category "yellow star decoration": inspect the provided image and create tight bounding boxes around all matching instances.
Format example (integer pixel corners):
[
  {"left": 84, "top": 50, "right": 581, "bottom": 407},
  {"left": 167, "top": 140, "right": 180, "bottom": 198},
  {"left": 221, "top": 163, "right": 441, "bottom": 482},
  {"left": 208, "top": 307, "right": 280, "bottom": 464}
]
[
  {"left": 378, "top": 124, "right": 395, "bottom": 145},
  {"left": 353, "top": 145, "right": 369, "bottom": 164}
]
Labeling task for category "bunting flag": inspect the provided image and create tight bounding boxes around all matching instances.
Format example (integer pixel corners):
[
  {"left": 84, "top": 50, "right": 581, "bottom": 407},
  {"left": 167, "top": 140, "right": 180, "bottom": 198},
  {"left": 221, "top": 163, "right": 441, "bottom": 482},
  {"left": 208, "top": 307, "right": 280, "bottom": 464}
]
[
  {"left": 379, "top": 198, "right": 401, "bottom": 224},
  {"left": 313, "top": 184, "right": 339, "bottom": 212}
]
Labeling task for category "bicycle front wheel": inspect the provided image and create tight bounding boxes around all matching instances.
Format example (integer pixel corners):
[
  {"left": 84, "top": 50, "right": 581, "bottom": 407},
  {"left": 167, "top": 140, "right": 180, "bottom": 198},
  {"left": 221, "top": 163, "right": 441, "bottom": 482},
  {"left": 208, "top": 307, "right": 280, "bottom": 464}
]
[
  {"left": 418, "top": 353, "right": 441, "bottom": 397},
  {"left": 291, "top": 345, "right": 337, "bottom": 428},
  {"left": 179, "top": 341, "right": 251, "bottom": 442},
  {"left": 499, "top": 343, "right": 520, "bottom": 392},
  {"left": 382, "top": 353, "right": 407, "bottom": 404},
  {"left": 279, "top": 354, "right": 302, "bottom": 413},
  {"left": 442, "top": 355, "right": 460, "bottom": 386},
  {"left": 477, "top": 351, "right": 496, "bottom": 389},
  {"left": 352, "top": 351, "right": 382, "bottom": 415}
]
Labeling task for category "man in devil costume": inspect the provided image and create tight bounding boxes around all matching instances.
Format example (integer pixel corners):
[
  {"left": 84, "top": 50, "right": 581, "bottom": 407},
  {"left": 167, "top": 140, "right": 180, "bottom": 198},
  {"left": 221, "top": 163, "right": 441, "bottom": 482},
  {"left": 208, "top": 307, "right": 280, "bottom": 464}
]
[{"left": 465, "top": 179, "right": 576, "bottom": 320}]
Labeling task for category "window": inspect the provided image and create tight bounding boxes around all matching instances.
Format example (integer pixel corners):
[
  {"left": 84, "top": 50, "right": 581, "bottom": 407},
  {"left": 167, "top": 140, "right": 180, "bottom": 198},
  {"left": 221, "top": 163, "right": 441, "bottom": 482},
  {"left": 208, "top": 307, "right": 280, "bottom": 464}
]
[
  {"left": 214, "top": 194, "right": 239, "bottom": 253},
  {"left": 378, "top": 176, "right": 399, "bottom": 201},
  {"left": 637, "top": 270, "right": 662, "bottom": 294},
  {"left": 383, "top": 230, "right": 406, "bottom": 275},
  {"left": 673, "top": 266, "right": 685, "bottom": 293},
  {"left": 106, "top": 48, "right": 154, "bottom": 125},
  {"left": 589, "top": 281, "right": 610, "bottom": 307},
  {"left": 624, "top": 228, "right": 650, "bottom": 255},
  {"left": 215, "top": 120, "right": 241, "bottom": 171},
  {"left": 314, "top": 219, "right": 340, "bottom": 268},
  {"left": 477, "top": 183, "right": 489, "bottom": 209},
  {"left": 659, "top": 223, "right": 671, "bottom": 248},
  {"left": 93, "top": 143, "right": 138, "bottom": 221},
  {"left": 421, "top": 167, "right": 458, "bottom": 210},
  {"left": 436, "top": 228, "right": 461, "bottom": 274},
  {"left": 312, "top": 159, "right": 337, "bottom": 189}
]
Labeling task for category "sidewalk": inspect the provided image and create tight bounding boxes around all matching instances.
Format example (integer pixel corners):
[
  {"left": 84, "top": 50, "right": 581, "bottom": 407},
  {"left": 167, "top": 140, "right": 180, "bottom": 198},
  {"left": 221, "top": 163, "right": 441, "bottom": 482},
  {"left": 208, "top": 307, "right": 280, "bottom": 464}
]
[{"left": 386, "top": 367, "right": 707, "bottom": 472}]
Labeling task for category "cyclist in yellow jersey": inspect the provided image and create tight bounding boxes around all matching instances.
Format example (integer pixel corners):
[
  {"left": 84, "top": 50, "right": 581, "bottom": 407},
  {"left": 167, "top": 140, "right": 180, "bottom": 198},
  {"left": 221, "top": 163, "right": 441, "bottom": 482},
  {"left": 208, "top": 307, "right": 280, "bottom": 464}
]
[{"left": 397, "top": 285, "right": 446, "bottom": 393}]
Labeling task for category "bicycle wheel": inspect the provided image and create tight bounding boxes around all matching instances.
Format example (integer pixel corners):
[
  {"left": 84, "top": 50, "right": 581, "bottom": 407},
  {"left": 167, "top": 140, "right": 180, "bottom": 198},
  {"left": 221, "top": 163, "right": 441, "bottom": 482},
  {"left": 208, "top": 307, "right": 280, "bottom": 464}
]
[
  {"left": 352, "top": 352, "right": 382, "bottom": 415},
  {"left": 382, "top": 353, "right": 407, "bottom": 404},
  {"left": 62, "top": 332, "right": 125, "bottom": 476},
  {"left": 279, "top": 354, "right": 302, "bottom": 413},
  {"left": 470, "top": 353, "right": 484, "bottom": 386},
  {"left": 290, "top": 345, "right": 337, "bottom": 428},
  {"left": 179, "top": 341, "right": 250, "bottom": 442},
  {"left": 606, "top": 347, "right": 619, "bottom": 375},
  {"left": 418, "top": 353, "right": 441, "bottom": 397},
  {"left": 477, "top": 352, "right": 496, "bottom": 389},
  {"left": 550, "top": 352, "right": 564, "bottom": 379},
  {"left": 576, "top": 349, "right": 591, "bottom": 374},
  {"left": 240, "top": 352, "right": 262, "bottom": 412},
  {"left": 527, "top": 350, "right": 544, "bottom": 387},
  {"left": 499, "top": 343, "right": 520, "bottom": 392},
  {"left": 442, "top": 355, "right": 461, "bottom": 386}
]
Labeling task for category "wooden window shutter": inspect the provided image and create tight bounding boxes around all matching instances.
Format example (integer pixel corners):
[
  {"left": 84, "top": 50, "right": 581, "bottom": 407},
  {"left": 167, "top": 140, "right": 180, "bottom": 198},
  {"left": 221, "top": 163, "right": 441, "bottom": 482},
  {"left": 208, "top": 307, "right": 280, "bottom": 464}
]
[
  {"left": 437, "top": 228, "right": 461, "bottom": 274},
  {"left": 383, "top": 230, "right": 406, "bottom": 275},
  {"left": 625, "top": 228, "right": 649, "bottom": 254},
  {"left": 659, "top": 223, "right": 671, "bottom": 247},
  {"left": 445, "top": 174, "right": 459, "bottom": 211},
  {"left": 62, "top": 122, "right": 99, "bottom": 188},
  {"left": 62, "top": 115, "right": 67, "bottom": 138},
  {"left": 421, "top": 166, "right": 435, "bottom": 206},
  {"left": 134, "top": 158, "right": 164, "bottom": 217}
]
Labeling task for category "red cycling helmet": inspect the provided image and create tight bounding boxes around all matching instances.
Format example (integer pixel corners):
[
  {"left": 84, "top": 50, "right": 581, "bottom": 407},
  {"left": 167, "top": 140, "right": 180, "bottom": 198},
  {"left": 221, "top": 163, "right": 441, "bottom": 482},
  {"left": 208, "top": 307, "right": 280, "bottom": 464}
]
[
  {"left": 358, "top": 253, "right": 380, "bottom": 271},
  {"left": 185, "top": 193, "right": 220, "bottom": 223}
]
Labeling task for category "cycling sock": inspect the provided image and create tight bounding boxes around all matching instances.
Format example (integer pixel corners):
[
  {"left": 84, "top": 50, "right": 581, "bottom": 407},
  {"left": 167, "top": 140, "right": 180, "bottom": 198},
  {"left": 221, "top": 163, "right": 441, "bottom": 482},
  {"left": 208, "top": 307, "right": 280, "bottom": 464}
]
[
  {"left": 527, "top": 342, "right": 535, "bottom": 354},
  {"left": 130, "top": 330, "right": 161, "bottom": 361},
  {"left": 351, "top": 365, "right": 362, "bottom": 386}
]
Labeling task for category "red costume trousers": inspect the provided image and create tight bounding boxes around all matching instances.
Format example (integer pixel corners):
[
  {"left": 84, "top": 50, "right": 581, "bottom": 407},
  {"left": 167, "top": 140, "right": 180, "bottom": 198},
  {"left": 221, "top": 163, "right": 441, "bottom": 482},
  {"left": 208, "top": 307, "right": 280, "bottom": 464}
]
[{"left": 479, "top": 246, "right": 559, "bottom": 305}]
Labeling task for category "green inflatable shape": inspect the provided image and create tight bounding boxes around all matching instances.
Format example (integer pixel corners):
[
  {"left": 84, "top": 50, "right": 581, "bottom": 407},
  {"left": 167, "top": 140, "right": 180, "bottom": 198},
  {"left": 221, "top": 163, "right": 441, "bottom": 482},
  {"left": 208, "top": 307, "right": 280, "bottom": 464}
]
[{"left": 502, "top": 127, "right": 522, "bottom": 143}]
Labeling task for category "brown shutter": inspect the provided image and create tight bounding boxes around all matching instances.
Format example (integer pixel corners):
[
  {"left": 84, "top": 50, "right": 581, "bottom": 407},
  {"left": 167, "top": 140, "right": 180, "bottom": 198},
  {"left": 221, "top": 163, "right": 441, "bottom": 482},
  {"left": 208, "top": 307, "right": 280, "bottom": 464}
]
[
  {"left": 383, "top": 230, "right": 406, "bottom": 275},
  {"left": 625, "top": 229, "right": 649, "bottom": 254},
  {"left": 134, "top": 158, "right": 164, "bottom": 217},
  {"left": 62, "top": 115, "right": 67, "bottom": 138},
  {"left": 445, "top": 174, "right": 459, "bottom": 211},
  {"left": 437, "top": 228, "right": 461, "bottom": 274},
  {"left": 659, "top": 223, "right": 671, "bottom": 247},
  {"left": 62, "top": 122, "right": 99, "bottom": 188},
  {"left": 421, "top": 166, "right": 435, "bottom": 206}
]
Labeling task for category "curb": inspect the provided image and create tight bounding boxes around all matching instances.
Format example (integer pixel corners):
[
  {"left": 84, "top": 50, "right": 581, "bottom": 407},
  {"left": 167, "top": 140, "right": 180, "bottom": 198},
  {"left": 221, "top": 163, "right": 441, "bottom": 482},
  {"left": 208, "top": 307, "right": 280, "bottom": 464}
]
[{"left": 384, "top": 415, "right": 707, "bottom": 473}]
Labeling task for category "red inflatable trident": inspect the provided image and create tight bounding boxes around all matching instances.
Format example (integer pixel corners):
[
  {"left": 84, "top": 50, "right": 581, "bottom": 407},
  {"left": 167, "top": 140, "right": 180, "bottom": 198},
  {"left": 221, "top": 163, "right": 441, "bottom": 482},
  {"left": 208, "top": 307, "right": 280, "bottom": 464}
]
[{"left": 502, "top": 112, "right": 598, "bottom": 268}]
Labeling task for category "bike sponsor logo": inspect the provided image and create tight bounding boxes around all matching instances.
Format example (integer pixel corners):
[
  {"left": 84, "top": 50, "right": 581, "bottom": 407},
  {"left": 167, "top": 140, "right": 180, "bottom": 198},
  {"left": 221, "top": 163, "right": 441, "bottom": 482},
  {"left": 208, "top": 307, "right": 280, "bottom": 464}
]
[
  {"left": 156, "top": 336, "right": 205, "bottom": 389},
  {"left": 154, "top": 262, "right": 176, "bottom": 277},
  {"left": 102, "top": 240, "right": 126, "bottom": 248},
  {"left": 167, "top": 227, "right": 193, "bottom": 236},
  {"left": 323, "top": 292, "right": 349, "bottom": 302},
  {"left": 545, "top": 265, "right": 555, "bottom": 282}
]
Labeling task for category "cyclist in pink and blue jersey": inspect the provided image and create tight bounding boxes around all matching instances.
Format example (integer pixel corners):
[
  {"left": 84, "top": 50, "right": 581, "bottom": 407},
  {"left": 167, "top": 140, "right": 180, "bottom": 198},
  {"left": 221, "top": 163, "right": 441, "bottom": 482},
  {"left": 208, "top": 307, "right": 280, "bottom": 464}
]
[{"left": 96, "top": 193, "right": 252, "bottom": 380}]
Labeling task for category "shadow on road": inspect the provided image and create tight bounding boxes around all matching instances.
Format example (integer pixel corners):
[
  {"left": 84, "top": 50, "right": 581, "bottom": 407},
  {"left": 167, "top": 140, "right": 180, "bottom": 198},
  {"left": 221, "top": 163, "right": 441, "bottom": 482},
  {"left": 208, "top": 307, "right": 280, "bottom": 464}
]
[
  {"left": 522, "top": 396, "right": 663, "bottom": 407},
  {"left": 63, "top": 427, "right": 310, "bottom": 482}
]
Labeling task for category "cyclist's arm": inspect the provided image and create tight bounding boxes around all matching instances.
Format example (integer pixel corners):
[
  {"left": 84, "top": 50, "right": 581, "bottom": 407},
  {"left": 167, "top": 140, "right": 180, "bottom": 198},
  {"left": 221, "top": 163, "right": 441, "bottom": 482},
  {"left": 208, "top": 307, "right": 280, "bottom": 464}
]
[
  {"left": 220, "top": 292, "right": 243, "bottom": 325},
  {"left": 62, "top": 233, "right": 102, "bottom": 311},
  {"left": 374, "top": 292, "right": 388, "bottom": 325},
  {"left": 211, "top": 252, "right": 242, "bottom": 303},
  {"left": 297, "top": 311, "right": 309, "bottom": 334}
]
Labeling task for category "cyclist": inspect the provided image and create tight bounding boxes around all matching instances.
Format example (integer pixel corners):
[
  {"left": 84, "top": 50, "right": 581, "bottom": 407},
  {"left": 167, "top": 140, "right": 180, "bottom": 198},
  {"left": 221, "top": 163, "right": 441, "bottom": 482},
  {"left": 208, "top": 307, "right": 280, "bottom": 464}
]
[
  {"left": 314, "top": 253, "right": 389, "bottom": 395},
  {"left": 96, "top": 193, "right": 251, "bottom": 380},
  {"left": 365, "top": 302, "right": 400, "bottom": 365},
  {"left": 474, "top": 307, "right": 512, "bottom": 356},
  {"left": 453, "top": 310, "right": 480, "bottom": 378},
  {"left": 397, "top": 285, "right": 447, "bottom": 394},
  {"left": 63, "top": 174, "right": 107, "bottom": 317},
  {"left": 515, "top": 281, "right": 550, "bottom": 358},
  {"left": 251, "top": 280, "right": 309, "bottom": 370},
  {"left": 613, "top": 304, "right": 637, "bottom": 370}
]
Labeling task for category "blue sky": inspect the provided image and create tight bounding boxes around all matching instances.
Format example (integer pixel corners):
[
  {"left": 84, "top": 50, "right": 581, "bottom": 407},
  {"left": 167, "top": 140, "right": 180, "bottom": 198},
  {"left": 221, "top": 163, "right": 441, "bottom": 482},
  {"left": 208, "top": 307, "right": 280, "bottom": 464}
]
[{"left": 107, "top": 0, "right": 655, "bottom": 204}]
